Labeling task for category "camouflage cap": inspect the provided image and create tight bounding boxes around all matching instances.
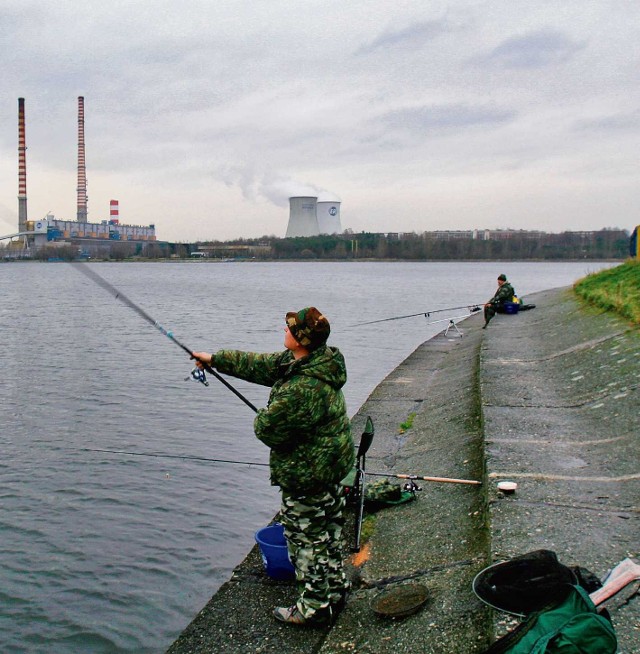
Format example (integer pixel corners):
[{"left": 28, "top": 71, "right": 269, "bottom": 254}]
[
  {"left": 498, "top": 274, "right": 507, "bottom": 281},
  {"left": 285, "top": 307, "right": 330, "bottom": 351}
]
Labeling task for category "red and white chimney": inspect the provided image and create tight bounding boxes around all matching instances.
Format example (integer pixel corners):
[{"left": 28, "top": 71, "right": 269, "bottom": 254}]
[
  {"left": 18, "top": 98, "right": 28, "bottom": 233},
  {"left": 76, "top": 96, "right": 88, "bottom": 223},
  {"left": 109, "top": 200, "right": 119, "bottom": 224}
]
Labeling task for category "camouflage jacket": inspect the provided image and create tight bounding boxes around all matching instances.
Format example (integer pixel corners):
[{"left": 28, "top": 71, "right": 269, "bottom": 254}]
[
  {"left": 490, "top": 282, "right": 515, "bottom": 307},
  {"left": 211, "top": 346, "right": 354, "bottom": 493}
]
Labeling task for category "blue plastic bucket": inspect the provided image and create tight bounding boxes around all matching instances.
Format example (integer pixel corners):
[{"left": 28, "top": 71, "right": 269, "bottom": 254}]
[
  {"left": 255, "top": 523, "right": 295, "bottom": 580},
  {"left": 503, "top": 302, "right": 520, "bottom": 315}
]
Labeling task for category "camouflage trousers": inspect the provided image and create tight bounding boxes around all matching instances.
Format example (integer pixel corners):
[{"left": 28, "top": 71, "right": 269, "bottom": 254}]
[
  {"left": 280, "top": 484, "right": 349, "bottom": 619},
  {"left": 484, "top": 302, "right": 506, "bottom": 324}
]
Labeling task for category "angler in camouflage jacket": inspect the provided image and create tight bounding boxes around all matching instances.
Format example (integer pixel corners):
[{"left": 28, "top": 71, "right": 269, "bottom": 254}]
[
  {"left": 210, "top": 343, "right": 353, "bottom": 493},
  {"left": 483, "top": 273, "right": 515, "bottom": 328},
  {"left": 192, "top": 307, "right": 354, "bottom": 625}
]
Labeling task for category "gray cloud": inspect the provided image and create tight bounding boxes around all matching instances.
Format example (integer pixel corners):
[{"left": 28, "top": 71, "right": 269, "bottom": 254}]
[
  {"left": 356, "top": 19, "right": 448, "bottom": 55},
  {"left": 479, "top": 29, "right": 585, "bottom": 69},
  {"left": 379, "top": 104, "right": 517, "bottom": 135},
  {"left": 573, "top": 109, "right": 640, "bottom": 133}
]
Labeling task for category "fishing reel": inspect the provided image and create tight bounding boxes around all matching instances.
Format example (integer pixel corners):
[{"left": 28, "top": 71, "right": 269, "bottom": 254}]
[
  {"left": 403, "top": 479, "right": 423, "bottom": 495},
  {"left": 185, "top": 367, "right": 209, "bottom": 386}
]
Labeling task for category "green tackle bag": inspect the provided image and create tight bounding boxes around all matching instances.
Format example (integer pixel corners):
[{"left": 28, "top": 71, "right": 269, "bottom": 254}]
[
  {"left": 364, "top": 479, "right": 415, "bottom": 509},
  {"left": 484, "top": 584, "right": 617, "bottom": 654}
]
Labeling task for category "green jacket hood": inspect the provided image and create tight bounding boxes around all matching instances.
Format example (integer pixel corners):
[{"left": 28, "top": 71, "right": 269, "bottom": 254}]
[{"left": 283, "top": 345, "right": 347, "bottom": 390}]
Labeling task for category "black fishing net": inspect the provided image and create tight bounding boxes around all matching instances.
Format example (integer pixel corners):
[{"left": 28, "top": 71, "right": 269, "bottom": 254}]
[{"left": 473, "top": 549, "right": 578, "bottom": 615}]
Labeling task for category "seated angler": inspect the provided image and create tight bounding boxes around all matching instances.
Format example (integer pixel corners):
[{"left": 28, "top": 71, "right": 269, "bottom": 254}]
[{"left": 483, "top": 273, "right": 515, "bottom": 328}]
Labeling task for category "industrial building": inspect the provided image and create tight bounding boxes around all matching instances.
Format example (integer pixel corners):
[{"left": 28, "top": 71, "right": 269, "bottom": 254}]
[
  {"left": 2, "top": 97, "right": 157, "bottom": 256},
  {"left": 285, "top": 193, "right": 342, "bottom": 237}
]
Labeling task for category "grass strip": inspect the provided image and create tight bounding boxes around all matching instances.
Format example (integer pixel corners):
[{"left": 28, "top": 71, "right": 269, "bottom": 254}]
[{"left": 574, "top": 259, "right": 640, "bottom": 325}]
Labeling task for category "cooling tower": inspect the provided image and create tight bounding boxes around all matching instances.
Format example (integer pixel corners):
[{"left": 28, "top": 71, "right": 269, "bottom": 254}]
[
  {"left": 316, "top": 199, "right": 342, "bottom": 234},
  {"left": 286, "top": 196, "right": 319, "bottom": 237}
]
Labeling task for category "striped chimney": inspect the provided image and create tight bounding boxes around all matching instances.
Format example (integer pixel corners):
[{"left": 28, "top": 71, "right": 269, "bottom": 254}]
[
  {"left": 18, "top": 98, "right": 28, "bottom": 233},
  {"left": 76, "top": 96, "right": 88, "bottom": 223},
  {"left": 110, "top": 199, "right": 119, "bottom": 223}
]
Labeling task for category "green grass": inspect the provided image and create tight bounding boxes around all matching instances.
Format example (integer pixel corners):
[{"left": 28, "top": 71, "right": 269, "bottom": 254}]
[
  {"left": 399, "top": 412, "right": 417, "bottom": 433},
  {"left": 360, "top": 514, "right": 377, "bottom": 544},
  {"left": 574, "top": 259, "right": 640, "bottom": 325}
]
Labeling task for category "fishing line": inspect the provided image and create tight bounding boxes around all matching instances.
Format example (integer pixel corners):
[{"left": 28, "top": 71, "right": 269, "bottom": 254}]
[
  {"left": 71, "top": 262, "right": 258, "bottom": 412},
  {"left": 73, "top": 447, "right": 269, "bottom": 468},
  {"left": 71, "top": 448, "right": 480, "bottom": 485},
  {"left": 349, "top": 304, "right": 482, "bottom": 327}
]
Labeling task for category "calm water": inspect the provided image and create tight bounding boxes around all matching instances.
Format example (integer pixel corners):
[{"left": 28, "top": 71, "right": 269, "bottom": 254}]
[{"left": 0, "top": 260, "right": 614, "bottom": 653}]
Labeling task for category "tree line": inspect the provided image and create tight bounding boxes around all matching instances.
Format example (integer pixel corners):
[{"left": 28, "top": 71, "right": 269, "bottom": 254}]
[
  {"left": 211, "top": 228, "right": 630, "bottom": 261},
  {"left": 3, "top": 227, "right": 629, "bottom": 261}
]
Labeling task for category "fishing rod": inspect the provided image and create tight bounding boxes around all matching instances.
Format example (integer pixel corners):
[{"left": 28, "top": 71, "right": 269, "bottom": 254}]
[
  {"left": 73, "top": 446, "right": 269, "bottom": 468},
  {"left": 349, "top": 304, "right": 482, "bottom": 327},
  {"left": 71, "top": 262, "right": 258, "bottom": 413},
  {"left": 366, "top": 471, "right": 481, "bottom": 486}
]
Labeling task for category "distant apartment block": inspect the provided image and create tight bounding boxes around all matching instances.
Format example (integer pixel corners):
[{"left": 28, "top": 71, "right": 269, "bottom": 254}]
[{"left": 424, "top": 229, "right": 547, "bottom": 240}]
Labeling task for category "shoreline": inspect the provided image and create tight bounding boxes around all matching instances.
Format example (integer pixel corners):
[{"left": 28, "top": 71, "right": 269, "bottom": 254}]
[{"left": 1, "top": 256, "right": 625, "bottom": 265}]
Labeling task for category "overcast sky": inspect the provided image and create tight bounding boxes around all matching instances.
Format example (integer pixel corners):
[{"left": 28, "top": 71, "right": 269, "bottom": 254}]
[{"left": 1, "top": 1, "right": 638, "bottom": 242}]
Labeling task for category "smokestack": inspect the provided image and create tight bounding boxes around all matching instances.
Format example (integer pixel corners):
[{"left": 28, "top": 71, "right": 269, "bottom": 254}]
[
  {"left": 110, "top": 199, "right": 119, "bottom": 223},
  {"left": 18, "top": 98, "right": 28, "bottom": 233},
  {"left": 77, "top": 96, "right": 88, "bottom": 223}
]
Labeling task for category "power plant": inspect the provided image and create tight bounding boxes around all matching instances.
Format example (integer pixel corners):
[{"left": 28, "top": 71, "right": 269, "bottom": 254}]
[
  {"left": 5, "top": 96, "right": 343, "bottom": 253},
  {"left": 2, "top": 97, "right": 157, "bottom": 256},
  {"left": 285, "top": 194, "right": 342, "bottom": 237}
]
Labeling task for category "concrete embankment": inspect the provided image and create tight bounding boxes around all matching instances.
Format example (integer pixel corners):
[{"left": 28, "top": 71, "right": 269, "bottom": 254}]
[
  {"left": 481, "top": 287, "right": 639, "bottom": 651},
  {"left": 167, "top": 286, "right": 639, "bottom": 654}
]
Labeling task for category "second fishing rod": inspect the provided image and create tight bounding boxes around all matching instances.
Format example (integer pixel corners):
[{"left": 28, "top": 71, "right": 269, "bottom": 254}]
[{"left": 349, "top": 303, "right": 483, "bottom": 327}]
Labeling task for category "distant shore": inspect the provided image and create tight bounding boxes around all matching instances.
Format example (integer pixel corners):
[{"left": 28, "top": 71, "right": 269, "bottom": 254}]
[{"left": 0, "top": 256, "right": 626, "bottom": 264}]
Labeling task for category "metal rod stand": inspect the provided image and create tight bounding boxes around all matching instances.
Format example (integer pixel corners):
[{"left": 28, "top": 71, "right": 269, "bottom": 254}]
[{"left": 444, "top": 318, "right": 463, "bottom": 338}]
